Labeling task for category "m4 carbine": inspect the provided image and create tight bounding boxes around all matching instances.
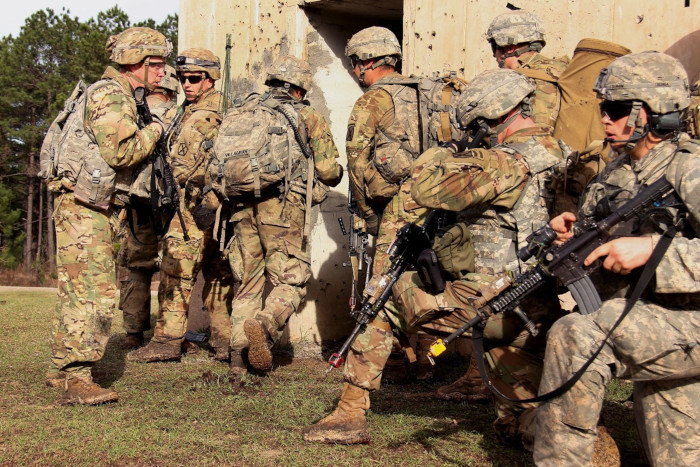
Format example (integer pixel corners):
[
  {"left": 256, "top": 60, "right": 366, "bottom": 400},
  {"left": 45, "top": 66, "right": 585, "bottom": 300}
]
[
  {"left": 134, "top": 88, "right": 189, "bottom": 240},
  {"left": 428, "top": 175, "right": 680, "bottom": 360},
  {"left": 328, "top": 211, "right": 439, "bottom": 371}
]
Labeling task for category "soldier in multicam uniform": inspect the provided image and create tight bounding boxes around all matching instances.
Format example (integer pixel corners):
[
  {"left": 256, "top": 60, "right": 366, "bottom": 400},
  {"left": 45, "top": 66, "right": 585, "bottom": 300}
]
[
  {"left": 343, "top": 26, "right": 437, "bottom": 382},
  {"left": 118, "top": 64, "right": 178, "bottom": 350},
  {"left": 303, "top": 69, "right": 567, "bottom": 445},
  {"left": 486, "top": 10, "right": 568, "bottom": 130},
  {"left": 127, "top": 48, "right": 236, "bottom": 363},
  {"left": 534, "top": 51, "right": 700, "bottom": 466},
  {"left": 228, "top": 56, "right": 343, "bottom": 376},
  {"left": 45, "top": 27, "right": 170, "bottom": 404}
]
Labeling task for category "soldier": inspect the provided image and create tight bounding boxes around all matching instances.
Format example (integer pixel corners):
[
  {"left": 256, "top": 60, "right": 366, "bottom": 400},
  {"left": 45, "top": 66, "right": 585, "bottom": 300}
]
[
  {"left": 486, "top": 10, "right": 568, "bottom": 130},
  {"left": 118, "top": 64, "right": 179, "bottom": 350},
  {"left": 127, "top": 48, "right": 235, "bottom": 363},
  {"left": 344, "top": 26, "right": 437, "bottom": 381},
  {"left": 44, "top": 27, "right": 170, "bottom": 404},
  {"left": 534, "top": 52, "right": 699, "bottom": 466},
  {"left": 303, "top": 69, "right": 567, "bottom": 445},
  {"left": 227, "top": 56, "right": 343, "bottom": 376}
]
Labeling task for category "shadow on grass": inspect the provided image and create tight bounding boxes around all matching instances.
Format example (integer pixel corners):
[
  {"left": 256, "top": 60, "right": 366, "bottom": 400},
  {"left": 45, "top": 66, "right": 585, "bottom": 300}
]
[{"left": 91, "top": 334, "right": 128, "bottom": 388}]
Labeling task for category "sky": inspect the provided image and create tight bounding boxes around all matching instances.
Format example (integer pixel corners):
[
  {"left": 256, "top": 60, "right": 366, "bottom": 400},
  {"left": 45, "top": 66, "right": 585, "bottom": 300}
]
[{"left": 1, "top": 1, "right": 179, "bottom": 38}]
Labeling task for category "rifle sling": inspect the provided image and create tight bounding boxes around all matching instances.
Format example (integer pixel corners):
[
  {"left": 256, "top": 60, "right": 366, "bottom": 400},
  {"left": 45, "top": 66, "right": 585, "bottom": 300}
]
[{"left": 472, "top": 225, "right": 677, "bottom": 404}]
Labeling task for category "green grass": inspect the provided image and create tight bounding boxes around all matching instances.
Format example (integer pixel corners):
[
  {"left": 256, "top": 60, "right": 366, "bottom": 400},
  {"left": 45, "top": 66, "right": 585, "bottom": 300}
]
[{"left": 0, "top": 290, "right": 646, "bottom": 465}]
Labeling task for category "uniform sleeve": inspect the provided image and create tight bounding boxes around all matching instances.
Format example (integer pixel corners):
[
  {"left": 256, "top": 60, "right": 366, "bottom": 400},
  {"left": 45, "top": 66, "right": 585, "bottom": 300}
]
[
  {"left": 411, "top": 147, "right": 530, "bottom": 212},
  {"left": 301, "top": 106, "right": 343, "bottom": 187},
  {"left": 86, "top": 82, "right": 160, "bottom": 170},
  {"left": 346, "top": 88, "right": 395, "bottom": 218},
  {"left": 652, "top": 150, "right": 700, "bottom": 294}
]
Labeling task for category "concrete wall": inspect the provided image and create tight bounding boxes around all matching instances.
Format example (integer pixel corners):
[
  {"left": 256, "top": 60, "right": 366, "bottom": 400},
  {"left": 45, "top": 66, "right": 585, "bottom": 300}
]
[{"left": 178, "top": 0, "right": 699, "bottom": 348}]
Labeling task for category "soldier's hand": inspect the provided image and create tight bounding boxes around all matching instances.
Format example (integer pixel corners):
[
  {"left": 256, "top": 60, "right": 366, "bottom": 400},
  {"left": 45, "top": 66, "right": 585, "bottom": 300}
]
[
  {"left": 584, "top": 236, "right": 653, "bottom": 274},
  {"left": 549, "top": 212, "right": 577, "bottom": 245}
]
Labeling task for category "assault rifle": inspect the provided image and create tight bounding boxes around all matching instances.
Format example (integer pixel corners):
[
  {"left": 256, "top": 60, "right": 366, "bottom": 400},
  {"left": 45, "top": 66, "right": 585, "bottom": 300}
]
[
  {"left": 134, "top": 88, "right": 189, "bottom": 240},
  {"left": 328, "top": 211, "right": 439, "bottom": 371},
  {"left": 338, "top": 191, "right": 372, "bottom": 312},
  {"left": 427, "top": 175, "right": 680, "bottom": 360}
]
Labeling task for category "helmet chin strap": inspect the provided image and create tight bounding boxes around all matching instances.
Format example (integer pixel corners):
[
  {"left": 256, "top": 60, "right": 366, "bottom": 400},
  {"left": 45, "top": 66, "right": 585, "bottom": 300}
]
[
  {"left": 491, "top": 108, "right": 524, "bottom": 146},
  {"left": 126, "top": 57, "right": 158, "bottom": 92},
  {"left": 496, "top": 44, "right": 536, "bottom": 67}
]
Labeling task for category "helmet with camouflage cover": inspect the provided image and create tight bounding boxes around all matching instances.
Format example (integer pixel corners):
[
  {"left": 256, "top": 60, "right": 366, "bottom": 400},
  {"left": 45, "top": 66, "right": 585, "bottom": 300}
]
[
  {"left": 345, "top": 26, "right": 402, "bottom": 67},
  {"left": 486, "top": 11, "right": 546, "bottom": 48},
  {"left": 157, "top": 65, "right": 179, "bottom": 94},
  {"left": 593, "top": 51, "right": 690, "bottom": 114},
  {"left": 265, "top": 55, "right": 313, "bottom": 92},
  {"left": 176, "top": 48, "right": 221, "bottom": 80},
  {"left": 456, "top": 69, "right": 535, "bottom": 128},
  {"left": 106, "top": 27, "right": 172, "bottom": 65}
]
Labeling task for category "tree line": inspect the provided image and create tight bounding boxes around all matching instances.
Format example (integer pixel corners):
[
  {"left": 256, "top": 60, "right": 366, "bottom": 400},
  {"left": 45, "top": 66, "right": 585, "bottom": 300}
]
[{"left": 0, "top": 7, "right": 177, "bottom": 282}]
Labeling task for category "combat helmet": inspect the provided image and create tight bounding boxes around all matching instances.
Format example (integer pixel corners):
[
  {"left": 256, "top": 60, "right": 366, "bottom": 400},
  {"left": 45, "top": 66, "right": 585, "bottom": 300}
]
[
  {"left": 455, "top": 69, "right": 534, "bottom": 147},
  {"left": 594, "top": 51, "right": 690, "bottom": 141},
  {"left": 158, "top": 65, "right": 179, "bottom": 94},
  {"left": 265, "top": 56, "right": 313, "bottom": 92},
  {"left": 176, "top": 48, "right": 221, "bottom": 80},
  {"left": 457, "top": 69, "right": 534, "bottom": 127},
  {"left": 346, "top": 26, "right": 402, "bottom": 66},
  {"left": 106, "top": 27, "right": 172, "bottom": 65},
  {"left": 486, "top": 11, "right": 546, "bottom": 48}
]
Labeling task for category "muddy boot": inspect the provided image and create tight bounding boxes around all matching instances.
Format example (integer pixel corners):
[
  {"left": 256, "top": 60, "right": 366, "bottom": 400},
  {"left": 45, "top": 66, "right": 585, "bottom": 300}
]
[
  {"left": 122, "top": 332, "right": 144, "bottom": 349},
  {"left": 302, "top": 383, "right": 371, "bottom": 444},
  {"left": 244, "top": 319, "right": 273, "bottom": 372},
  {"left": 436, "top": 355, "right": 490, "bottom": 402},
  {"left": 61, "top": 376, "right": 119, "bottom": 406},
  {"left": 126, "top": 341, "right": 181, "bottom": 363},
  {"left": 228, "top": 351, "right": 247, "bottom": 382},
  {"left": 210, "top": 345, "right": 231, "bottom": 362},
  {"left": 45, "top": 369, "right": 66, "bottom": 388},
  {"left": 593, "top": 426, "right": 620, "bottom": 467},
  {"left": 182, "top": 340, "right": 201, "bottom": 355}
]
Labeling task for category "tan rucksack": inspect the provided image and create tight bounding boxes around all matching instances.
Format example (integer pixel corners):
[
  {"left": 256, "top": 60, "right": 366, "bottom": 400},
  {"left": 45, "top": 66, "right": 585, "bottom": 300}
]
[{"left": 553, "top": 38, "right": 632, "bottom": 151}]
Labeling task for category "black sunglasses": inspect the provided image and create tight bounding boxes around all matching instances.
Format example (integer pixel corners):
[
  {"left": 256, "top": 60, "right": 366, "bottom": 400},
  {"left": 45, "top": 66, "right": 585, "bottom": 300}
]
[
  {"left": 349, "top": 56, "right": 360, "bottom": 68},
  {"left": 178, "top": 74, "right": 204, "bottom": 85},
  {"left": 600, "top": 101, "right": 634, "bottom": 121}
]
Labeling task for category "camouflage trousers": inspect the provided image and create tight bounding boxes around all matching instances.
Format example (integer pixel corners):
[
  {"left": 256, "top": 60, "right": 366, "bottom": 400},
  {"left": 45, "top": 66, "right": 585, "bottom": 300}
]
[
  {"left": 50, "top": 192, "right": 119, "bottom": 378},
  {"left": 117, "top": 201, "right": 159, "bottom": 333},
  {"left": 345, "top": 271, "right": 561, "bottom": 399},
  {"left": 373, "top": 178, "right": 429, "bottom": 275},
  {"left": 155, "top": 189, "right": 234, "bottom": 349},
  {"left": 228, "top": 191, "right": 311, "bottom": 350},
  {"left": 534, "top": 298, "right": 700, "bottom": 466}
]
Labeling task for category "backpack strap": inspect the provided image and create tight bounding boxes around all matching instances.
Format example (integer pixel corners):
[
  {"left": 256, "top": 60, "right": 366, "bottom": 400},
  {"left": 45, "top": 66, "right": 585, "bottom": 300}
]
[{"left": 515, "top": 67, "right": 558, "bottom": 83}]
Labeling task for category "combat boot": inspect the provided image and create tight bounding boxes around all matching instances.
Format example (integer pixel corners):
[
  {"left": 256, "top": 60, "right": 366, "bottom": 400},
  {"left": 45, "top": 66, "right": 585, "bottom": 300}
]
[
  {"left": 414, "top": 335, "right": 436, "bottom": 381},
  {"left": 244, "top": 319, "right": 273, "bottom": 371},
  {"left": 61, "top": 376, "right": 119, "bottom": 406},
  {"left": 126, "top": 341, "right": 181, "bottom": 363},
  {"left": 302, "top": 383, "right": 370, "bottom": 444},
  {"left": 592, "top": 426, "right": 620, "bottom": 467},
  {"left": 122, "top": 332, "right": 144, "bottom": 349},
  {"left": 45, "top": 369, "right": 66, "bottom": 388},
  {"left": 210, "top": 345, "right": 231, "bottom": 362},
  {"left": 435, "top": 356, "right": 490, "bottom": 402},
  {"left": 228, "top": 351, "right": 247, "bottom": 382}
]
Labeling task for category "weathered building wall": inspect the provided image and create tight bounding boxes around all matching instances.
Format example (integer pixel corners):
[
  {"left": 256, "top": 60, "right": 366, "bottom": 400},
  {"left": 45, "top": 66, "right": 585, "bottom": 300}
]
[{"left": 179, "top": 0, "right": 699, "bottom": 349}]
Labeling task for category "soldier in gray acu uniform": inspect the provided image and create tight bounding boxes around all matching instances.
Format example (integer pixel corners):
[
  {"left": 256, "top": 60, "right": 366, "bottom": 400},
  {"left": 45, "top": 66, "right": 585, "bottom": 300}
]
[{"left": 534, "top": 51, "right": 700, "bottom": 466}]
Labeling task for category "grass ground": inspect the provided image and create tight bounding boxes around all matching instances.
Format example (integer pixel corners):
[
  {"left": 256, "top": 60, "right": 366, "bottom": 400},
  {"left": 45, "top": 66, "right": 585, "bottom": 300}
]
[{"left": 0, "top": 290, "right": 647, "bottom": 466}]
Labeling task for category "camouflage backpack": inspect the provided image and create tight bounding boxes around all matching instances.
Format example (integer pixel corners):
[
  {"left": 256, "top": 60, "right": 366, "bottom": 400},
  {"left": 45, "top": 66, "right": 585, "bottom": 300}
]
[
  {"left": 39, "top": 80, "right": 117, "bottom": 210},
  {"left": 208, "top": 92, "right": 308, "bottom": 199},
  {"left": 419, "top": 72, "right": 469, "bottom": 148}
]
